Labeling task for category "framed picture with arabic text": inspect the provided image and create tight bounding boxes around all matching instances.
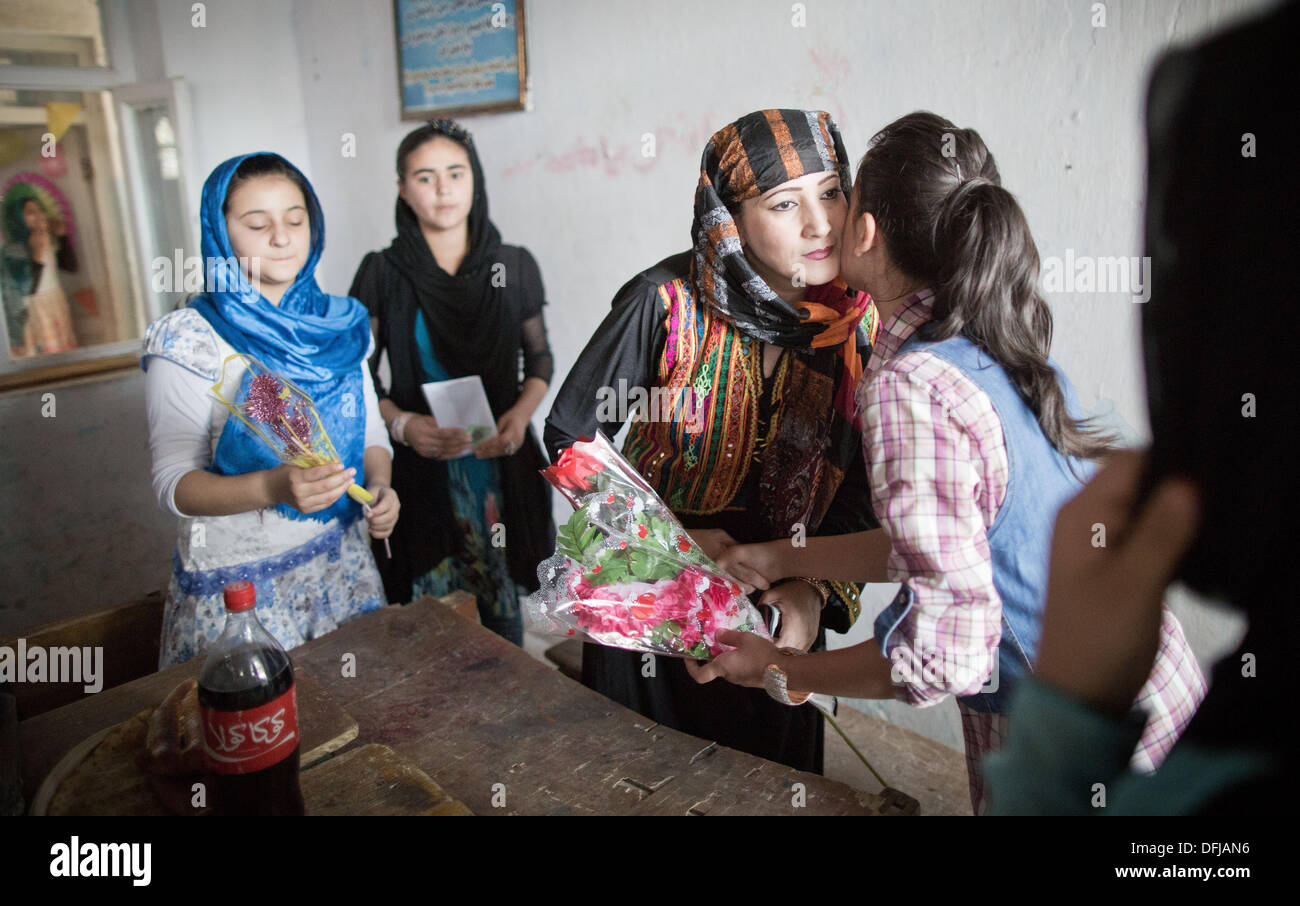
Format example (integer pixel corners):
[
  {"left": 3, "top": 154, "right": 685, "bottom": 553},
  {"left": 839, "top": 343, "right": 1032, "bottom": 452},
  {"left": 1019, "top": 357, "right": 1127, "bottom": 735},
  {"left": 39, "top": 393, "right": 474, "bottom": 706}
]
[{"left": 393, "top": 0, "right": 528, "bottom": 120}]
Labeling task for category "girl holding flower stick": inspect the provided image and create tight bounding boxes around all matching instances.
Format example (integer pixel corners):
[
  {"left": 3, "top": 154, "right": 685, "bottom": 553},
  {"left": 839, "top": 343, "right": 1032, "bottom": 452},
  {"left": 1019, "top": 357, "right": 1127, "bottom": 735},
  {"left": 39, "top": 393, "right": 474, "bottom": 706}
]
[
  {"left": 692, "top": 113, "right": 1206, "bottom": 813},
  {"left": 142, "top": 153, "right": 398, "bottom": 667}
]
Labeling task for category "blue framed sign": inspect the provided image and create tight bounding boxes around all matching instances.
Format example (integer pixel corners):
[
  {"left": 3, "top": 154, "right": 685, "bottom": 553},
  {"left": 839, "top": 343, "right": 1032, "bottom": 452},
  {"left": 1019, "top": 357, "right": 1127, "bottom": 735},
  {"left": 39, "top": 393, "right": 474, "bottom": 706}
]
[{"left": 393, "top": 0, "right": 528, "bottom": 119}]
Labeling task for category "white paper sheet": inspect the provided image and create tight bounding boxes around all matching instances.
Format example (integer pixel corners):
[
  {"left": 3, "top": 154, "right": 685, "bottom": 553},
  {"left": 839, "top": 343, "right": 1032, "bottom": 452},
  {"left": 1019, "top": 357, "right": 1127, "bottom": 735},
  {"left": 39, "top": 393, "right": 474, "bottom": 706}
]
[{"left": 420, "top": 376, "right": 497, "bottom": 456}]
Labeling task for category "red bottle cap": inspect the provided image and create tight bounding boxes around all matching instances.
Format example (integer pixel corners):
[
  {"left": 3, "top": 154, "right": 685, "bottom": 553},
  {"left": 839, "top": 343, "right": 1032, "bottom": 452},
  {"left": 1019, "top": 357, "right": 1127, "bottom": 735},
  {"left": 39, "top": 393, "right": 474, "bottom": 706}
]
[{"left": 223, "top": 581, "right": 257, "bottom": 613}]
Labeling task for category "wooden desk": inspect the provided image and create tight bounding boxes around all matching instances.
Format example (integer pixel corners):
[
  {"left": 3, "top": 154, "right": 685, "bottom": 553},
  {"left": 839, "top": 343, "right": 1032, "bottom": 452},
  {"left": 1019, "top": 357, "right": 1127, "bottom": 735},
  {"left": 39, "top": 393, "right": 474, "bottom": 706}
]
[{"left": 21, "top": 597, "right": 915, "bottom": 816}]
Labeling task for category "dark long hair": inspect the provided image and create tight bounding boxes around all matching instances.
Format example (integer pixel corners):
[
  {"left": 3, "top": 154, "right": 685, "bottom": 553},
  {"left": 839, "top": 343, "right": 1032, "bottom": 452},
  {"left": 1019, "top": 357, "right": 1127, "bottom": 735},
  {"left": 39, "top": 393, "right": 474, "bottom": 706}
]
[
  {"left": 853, "top": 111, "right": 1114, "bottom": 460},
  {"left": 395, "top": 118, "right": 475, "bottom": 179},
  {"left": 221, "top": 153, "right": 310, "bottom": 214}
]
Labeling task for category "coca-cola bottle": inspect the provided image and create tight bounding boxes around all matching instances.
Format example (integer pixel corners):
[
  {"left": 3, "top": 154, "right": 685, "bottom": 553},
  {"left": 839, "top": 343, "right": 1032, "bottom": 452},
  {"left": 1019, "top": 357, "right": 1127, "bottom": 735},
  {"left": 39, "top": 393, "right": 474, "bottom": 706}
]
[{"left": 198, "top": 581, "right": 306, "bottom": 816}]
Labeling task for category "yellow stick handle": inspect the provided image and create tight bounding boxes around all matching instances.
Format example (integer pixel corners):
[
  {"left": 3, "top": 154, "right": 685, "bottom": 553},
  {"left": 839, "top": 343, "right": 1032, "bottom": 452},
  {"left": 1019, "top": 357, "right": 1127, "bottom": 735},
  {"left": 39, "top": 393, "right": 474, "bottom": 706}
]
[{"left": 347, "top": 484, "right": 374, "bottom": 505}]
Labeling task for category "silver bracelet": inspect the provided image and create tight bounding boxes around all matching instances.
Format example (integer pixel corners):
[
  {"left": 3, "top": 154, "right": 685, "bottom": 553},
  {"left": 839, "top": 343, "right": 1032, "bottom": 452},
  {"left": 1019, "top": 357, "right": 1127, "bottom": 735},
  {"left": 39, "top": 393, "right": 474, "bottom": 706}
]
[
  {"left": 388, "top": 412, "right": 413, "bottom": 445},
  {"left": 763, "top": 648, "right": 811, "bottom": 706}
]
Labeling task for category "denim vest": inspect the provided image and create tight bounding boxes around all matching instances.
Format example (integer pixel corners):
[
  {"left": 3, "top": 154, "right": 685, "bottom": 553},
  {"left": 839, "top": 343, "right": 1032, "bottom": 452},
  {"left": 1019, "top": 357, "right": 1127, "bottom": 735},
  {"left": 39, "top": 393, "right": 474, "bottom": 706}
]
[{"left": 872, "top": 333, "right": 1091, "bottom": 713}]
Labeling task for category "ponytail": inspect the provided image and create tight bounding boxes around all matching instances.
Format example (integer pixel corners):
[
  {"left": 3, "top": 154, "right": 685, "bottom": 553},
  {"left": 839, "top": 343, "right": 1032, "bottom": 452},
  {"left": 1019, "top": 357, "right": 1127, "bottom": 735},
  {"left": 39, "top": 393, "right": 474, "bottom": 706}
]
[{"left": 854, "top": 112, "right": 1114, "bottom": 460}]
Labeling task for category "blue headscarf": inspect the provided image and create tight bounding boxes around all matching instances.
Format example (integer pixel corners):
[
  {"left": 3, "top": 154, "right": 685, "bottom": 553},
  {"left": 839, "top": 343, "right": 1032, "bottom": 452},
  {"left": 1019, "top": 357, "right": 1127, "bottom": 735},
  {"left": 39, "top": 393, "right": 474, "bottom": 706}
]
[
  {"left": 192, "top": 153, "right": 370, "bottom": 524},
  {"left": 188, "top": 152, "right": 370, "bottom": 383}
]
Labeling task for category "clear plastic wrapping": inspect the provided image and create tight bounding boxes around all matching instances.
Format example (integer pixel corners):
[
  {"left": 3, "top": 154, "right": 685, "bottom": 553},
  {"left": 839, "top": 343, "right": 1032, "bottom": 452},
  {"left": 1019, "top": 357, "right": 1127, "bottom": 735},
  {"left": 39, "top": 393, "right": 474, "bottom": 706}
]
[{"left": 528, "top": 433, "right": 772, "bottom": 659}]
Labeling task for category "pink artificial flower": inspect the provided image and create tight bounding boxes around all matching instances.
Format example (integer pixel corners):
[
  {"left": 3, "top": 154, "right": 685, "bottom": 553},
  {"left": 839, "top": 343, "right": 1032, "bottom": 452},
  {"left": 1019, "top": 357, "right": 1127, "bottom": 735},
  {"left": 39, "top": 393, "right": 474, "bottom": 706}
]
[
  {"left": 571, "top": 573, "right": 595, "bottom": 599},
  {"left": 285, "top": 405, "right": 312, "bottom": 448},
  {"left": 651, "top": 577, "right": 695, "bottom": 622},
  {"left": 699, "top": 575, "right": 734, "bottom": 613}
]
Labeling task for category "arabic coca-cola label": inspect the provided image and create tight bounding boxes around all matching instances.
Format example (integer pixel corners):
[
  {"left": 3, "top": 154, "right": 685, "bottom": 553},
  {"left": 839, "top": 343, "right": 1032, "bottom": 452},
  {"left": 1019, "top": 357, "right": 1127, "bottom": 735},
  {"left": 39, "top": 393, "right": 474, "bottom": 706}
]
[{"left": 200, "top": 686, "right": 298, "bottom": 775}]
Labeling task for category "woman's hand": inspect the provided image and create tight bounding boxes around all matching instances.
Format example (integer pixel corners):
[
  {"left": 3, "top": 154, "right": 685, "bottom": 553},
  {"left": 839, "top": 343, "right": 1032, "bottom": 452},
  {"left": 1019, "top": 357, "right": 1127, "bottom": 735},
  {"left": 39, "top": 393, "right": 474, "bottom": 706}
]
[
  {"left": 714, "top": 539, "right": 792, "bottom": 593},
  {"left": 363, "top": 484, "right": 400, "bottom": 539},
  {"left": 475, "top": 408, "right": 529, "bottom": 459},
  {"left": 685, "top": 528, "right": 738, "bottom": 562},
  {"left": 760, "top": 580, "right": 821, "bottom": 652},
  {"left": 1036, "top": 450, "right": 1200, "bottom": 715},
  {"left": 685, "top": 628, "right": 781, "bottom": 688},
  {"left": 405, "top": 414, "right": 472, "bottom": 460},
  {"left": 269, "top": 462, "right": 355, "bottom": 515}
]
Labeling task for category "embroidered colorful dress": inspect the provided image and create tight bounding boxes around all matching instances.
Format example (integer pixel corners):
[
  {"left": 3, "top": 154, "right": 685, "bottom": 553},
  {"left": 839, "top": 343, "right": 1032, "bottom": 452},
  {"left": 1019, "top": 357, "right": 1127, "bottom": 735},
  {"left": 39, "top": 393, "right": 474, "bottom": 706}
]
[
  {"left": 546, "top": 253, "right": 878, "bottom": 772},
  {"left": 545, "top": 108, "right": 879, "bottom": 773},
  {"left": 141, "top": 153, "right": 387, "bottom": 667}
]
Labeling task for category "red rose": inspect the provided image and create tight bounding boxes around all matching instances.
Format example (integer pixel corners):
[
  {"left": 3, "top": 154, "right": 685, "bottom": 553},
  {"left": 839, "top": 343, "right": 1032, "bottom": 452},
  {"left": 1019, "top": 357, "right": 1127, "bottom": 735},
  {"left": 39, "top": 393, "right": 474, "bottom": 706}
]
[{"left": 543, "top": 445, "right": 606, "bottom": 492}]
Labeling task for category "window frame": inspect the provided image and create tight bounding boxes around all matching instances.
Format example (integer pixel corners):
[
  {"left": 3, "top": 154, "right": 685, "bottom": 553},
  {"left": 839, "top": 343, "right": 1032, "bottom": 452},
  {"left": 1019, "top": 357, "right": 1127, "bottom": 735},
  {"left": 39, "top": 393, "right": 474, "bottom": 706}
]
[{"left": 0, "top": 0, "right": 195, "bottom": 392}]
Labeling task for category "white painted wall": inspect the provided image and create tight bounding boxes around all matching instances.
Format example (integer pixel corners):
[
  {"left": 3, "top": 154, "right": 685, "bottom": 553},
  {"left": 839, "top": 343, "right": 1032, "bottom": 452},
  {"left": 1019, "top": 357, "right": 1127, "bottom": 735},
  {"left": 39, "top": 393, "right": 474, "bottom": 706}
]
[
  {"left": 153, "top": 0, "right": 315, "bottom": 197},
  {"left": 2, "top": 0, "right": 1269, "bottom": 749}
]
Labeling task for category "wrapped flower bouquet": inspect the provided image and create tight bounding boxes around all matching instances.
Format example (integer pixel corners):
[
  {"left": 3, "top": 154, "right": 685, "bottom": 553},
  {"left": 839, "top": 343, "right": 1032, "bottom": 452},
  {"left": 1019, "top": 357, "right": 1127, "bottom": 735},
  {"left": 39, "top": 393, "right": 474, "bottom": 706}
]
[{"left": 529, "top": 433, "right": 772, "bottom": 659}]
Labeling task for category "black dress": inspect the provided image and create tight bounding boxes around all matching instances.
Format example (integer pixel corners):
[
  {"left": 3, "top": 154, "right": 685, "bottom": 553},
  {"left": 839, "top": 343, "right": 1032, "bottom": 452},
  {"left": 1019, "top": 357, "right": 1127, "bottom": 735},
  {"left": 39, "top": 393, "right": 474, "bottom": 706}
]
[
  {"left": 350, "top": 247, "right": 556, "bottom": 611},
  {"left": 544, "top": 253, "right": 876, "bottom": 773}
]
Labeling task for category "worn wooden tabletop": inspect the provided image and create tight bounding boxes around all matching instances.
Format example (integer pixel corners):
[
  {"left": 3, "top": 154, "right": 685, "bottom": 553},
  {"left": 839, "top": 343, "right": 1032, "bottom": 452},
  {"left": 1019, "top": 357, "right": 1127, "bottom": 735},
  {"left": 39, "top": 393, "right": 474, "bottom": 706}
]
[
  {"left": 288, "top": 597, "right": 910, "bottom": 815},
  {"left": 22, "top": 597, "right": 916, "bottom": 816}
]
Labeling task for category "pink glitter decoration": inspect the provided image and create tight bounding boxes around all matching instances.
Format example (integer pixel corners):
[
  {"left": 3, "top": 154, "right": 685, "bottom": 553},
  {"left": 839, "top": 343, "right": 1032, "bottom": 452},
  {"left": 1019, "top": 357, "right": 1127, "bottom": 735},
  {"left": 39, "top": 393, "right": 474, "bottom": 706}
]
[
  {"left": 285, "top": 407, "right": 312, "bottom": 449},
  {"left": 244, "top": 373, "right": 288, "bottom": 422}
]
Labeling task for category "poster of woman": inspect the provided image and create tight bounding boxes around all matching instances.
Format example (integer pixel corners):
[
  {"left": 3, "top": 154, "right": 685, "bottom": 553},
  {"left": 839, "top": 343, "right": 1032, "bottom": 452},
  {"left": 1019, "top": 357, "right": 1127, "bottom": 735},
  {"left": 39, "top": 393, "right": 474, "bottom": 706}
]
[{"left": 1, "top": 173, "right": 79, "bottom": 356}]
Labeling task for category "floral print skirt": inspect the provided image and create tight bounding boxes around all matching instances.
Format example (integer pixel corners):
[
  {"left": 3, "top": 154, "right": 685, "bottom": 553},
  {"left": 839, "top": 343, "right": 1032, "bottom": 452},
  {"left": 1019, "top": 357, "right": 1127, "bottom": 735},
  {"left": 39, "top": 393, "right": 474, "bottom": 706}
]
[
  {"left": 411, "top": 456, "right": 522, "bottom": 646},
  {"left": 160, "top": 516, "right": 386, "bottom": 667}
]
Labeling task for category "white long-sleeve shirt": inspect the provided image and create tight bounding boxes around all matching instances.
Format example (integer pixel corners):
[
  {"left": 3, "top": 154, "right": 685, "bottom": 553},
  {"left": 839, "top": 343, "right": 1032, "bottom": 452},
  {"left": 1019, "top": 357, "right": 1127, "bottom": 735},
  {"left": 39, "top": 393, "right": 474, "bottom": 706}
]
[{"left": 143, "top": 309, "right": 390, "bottom": 516}]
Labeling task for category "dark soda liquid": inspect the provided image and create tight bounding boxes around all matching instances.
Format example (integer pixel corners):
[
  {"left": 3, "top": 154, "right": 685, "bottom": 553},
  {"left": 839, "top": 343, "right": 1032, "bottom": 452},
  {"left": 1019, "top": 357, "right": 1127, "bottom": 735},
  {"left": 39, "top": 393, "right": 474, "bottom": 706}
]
[{"left": 198, "top": 647, "right": 306, "bottom": 816}]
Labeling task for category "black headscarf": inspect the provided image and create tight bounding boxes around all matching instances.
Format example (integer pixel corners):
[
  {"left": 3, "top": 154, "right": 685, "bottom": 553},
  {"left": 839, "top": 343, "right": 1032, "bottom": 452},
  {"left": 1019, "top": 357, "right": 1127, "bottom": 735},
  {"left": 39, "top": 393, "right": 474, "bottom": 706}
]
[{"left": 383, "top": 120, "right": 519, "bottom": 415}]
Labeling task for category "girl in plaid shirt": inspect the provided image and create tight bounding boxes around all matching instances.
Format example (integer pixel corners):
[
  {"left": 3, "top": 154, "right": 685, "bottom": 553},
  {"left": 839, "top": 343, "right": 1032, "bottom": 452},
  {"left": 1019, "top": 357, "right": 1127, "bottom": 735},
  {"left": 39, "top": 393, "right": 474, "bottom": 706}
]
[{"left": 691, "top": 112, "right": 1206, "bottom": 814}]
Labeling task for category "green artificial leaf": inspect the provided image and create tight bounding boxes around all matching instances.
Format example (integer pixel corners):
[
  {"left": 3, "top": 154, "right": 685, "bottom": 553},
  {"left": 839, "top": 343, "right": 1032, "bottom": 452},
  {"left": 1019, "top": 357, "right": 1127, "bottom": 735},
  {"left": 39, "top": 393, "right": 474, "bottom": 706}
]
[
  {"left": 587, "top": 549, "right": 632, "bottom": 587},
  {"left": 557, "top": 507, "right": 616, "bottom": 566},
  {"left": 630, "top": 549, "right": 681, "bottom": 583},
  {"left": 556, "top": 508, "right": 599, "bottom": 561},
  {"left": 554, "top": 510, "right": 586, "bottom": 561},
  {"left": 647, "top": 620, "right": 683, "bottom": 649},
  {"left": 684, "top": 640, "right": 710, "bottom": 659}
]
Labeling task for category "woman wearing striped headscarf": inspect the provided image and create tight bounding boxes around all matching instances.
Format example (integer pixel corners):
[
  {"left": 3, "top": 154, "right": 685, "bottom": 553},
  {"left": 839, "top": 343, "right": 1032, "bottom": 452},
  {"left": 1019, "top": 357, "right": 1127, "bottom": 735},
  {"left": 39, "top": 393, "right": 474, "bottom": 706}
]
[{"left": 544, "top": 109, "right": 883, "bottom": 773}]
